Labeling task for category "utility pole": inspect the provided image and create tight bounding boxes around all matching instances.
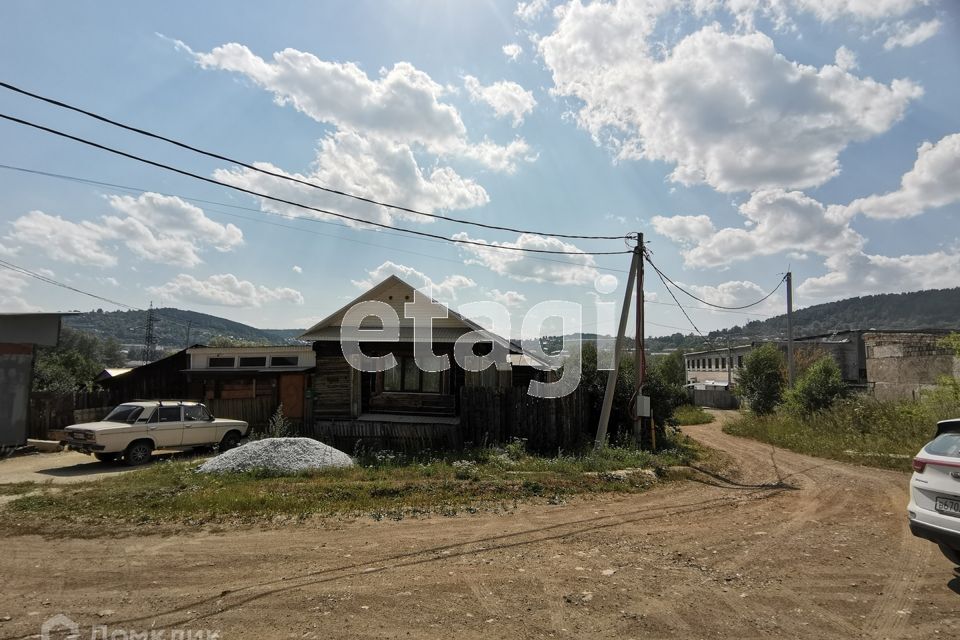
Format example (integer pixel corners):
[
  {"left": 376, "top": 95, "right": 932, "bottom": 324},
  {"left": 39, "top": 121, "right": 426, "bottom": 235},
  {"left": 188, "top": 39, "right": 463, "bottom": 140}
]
[
  {"left": 143, "top": 301, "right": 156, "bottom": 365},
  {"left": 786, "top": 271, "right": 795, "bottom": 387},
  {"left": 726, "top": 335, "right": 732, "bottom": 388},
  {"left": 633, "top": 234, "right": 646, "bottom": 449},
  {"left": 594, "top": 242, "right": 640, "bottom": 450}
]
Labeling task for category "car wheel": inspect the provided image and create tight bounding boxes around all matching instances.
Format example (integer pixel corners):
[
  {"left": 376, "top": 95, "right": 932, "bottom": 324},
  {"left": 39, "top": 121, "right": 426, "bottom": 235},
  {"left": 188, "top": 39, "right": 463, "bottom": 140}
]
[
  {"left": 219, "top": 431, "right": 241, "bottom": 451},
  {"left": 939, "top": 544, "right": 960, "bottom": 566},
  {"left": 124, "top": 441, "right": 153, "bottom": 466},
  {"left": 93, "top": 452, "right": 120, "bottom": 463}
]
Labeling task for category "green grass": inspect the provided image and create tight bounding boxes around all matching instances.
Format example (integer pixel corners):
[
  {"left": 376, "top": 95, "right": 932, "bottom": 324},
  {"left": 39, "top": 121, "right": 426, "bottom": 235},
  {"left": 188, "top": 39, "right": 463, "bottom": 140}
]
[
  {"left": 723, "top": 394, "right": 959, "bottom": 471},
  {"left": 0, "top": 482, "right": 37, "bottom": 496},
  {"left": 2, "top": 438, "right": 697, "bottom": 535},
  {"left": 673, "top": 405, "right": 714, "bottom": 426}
]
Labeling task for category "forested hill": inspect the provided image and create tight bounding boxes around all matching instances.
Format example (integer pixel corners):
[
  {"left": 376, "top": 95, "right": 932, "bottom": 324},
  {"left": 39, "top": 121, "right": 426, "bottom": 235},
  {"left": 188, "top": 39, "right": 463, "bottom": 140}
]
[
  {"left": 643, "top": 287, "right": 960, "bottom": 352},
  {"left": 64, "top": 308, "right": 305, "bottom": 348},
  {"left": 536, "top": 287, "right": 960, "bottom": 354}
]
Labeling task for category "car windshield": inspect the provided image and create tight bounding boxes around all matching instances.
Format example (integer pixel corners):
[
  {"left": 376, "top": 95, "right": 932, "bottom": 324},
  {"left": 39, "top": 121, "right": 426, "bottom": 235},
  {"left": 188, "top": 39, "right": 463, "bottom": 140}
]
[
  {"left": 103, "top": 404, "right": 146, "bottom": 423},
  {"left": 924, "top": 433, "right": 960, "bottom": 458}
]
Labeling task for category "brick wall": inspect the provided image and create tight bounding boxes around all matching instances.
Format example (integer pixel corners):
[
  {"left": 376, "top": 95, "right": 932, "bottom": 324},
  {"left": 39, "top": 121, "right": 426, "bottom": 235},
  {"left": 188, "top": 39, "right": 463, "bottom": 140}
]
[{"left": 864, "top": 332, "right": 959, "bottom": 401}]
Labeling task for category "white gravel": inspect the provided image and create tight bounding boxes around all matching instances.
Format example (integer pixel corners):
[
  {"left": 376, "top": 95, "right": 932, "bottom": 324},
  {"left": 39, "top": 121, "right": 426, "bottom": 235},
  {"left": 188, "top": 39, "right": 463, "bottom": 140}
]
[{"left": 197, "top": 437, "right": 354, "bottom": 474}]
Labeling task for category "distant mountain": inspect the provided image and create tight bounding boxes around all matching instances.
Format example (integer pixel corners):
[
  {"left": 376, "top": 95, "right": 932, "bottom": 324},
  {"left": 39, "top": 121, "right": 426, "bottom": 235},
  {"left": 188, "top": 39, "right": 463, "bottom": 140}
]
[
  {"left": 63, "top": 288, "right": 960, "bottom": 355},
  {"left": 538, "top": 287, "right": 960, "bottom": 354},
  {"left": 64, "top": 308, "right": 306, "bottom": 349}
]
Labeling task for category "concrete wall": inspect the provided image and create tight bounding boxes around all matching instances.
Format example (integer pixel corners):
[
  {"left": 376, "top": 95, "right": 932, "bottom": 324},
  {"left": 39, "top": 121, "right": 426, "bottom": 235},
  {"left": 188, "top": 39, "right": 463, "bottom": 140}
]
[
  {"left": 864, "top": 332, "right": 960, "bottom": 402},
  {"left": 0, "top": 344, "right": 34, "bottom": 448}
]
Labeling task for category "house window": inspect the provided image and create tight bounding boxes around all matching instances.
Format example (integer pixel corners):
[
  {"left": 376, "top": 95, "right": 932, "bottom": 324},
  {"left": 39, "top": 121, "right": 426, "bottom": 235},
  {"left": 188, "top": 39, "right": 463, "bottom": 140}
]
[
  {"left": 714, "top": 358, "right": 720, "bottom": 369},
  {"left": 209, "top": 357, "right": 234, "bottom": 368},
  {"left": 738, "top": 355, "right": 744, "bottom": 368},
  {"left": 383, "top": 356, "right": 444, "bottom": 393},
  {"left": 270, "top": 355, "right": 299, "bottom": 367},
  {"left": 239, "top": 356, "right": 267, "bottom": 367},
  {"left": 721, "top": 358, "right": 726, "bottom": 369}
]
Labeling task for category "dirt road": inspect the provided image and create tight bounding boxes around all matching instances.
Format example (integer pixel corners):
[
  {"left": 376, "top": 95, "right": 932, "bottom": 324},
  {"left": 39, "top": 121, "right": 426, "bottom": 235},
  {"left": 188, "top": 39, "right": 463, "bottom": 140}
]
[{"left": 0, "top": 412, "right": 956, "bottom": 639}]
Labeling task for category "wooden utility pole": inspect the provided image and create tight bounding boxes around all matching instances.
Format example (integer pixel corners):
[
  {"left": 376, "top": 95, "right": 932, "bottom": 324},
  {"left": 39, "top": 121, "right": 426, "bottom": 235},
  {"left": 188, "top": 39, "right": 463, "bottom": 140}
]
[
  {"left": 633, "top": 234, "right": 646, "bottom": 449},
  {"left": 594, "top": 243, "right": 640, "bottom": 450},
  {"left": 786, "top": 271, "right": 795, "bottom": 387}
]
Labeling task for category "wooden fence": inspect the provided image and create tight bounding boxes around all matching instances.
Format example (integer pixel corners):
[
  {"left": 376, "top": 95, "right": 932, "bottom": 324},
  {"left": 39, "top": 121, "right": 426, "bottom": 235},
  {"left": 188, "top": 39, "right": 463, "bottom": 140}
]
[
  {"left": 687, "top": 388, "right": 740, "bottom": 410},
  {"left": 459, "top": 386, "right": 592, "bottom": 453},
  {"left": 27, "top": 392, "right": 277, "bottom": 440},
  {"left": 207, "top": 397, "right": 277, "bottom": 429}
]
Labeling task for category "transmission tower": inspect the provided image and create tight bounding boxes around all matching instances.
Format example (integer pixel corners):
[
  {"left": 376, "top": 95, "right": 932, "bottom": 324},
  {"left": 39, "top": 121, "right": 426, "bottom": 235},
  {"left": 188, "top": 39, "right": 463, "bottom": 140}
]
[{"left": 143, "top": 302, "right": 156, "bottom": 364}]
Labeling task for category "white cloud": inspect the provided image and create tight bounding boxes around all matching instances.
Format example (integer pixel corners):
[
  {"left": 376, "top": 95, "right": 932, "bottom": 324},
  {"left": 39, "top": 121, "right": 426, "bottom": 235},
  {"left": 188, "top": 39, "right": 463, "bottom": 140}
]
[
  {"left": 489, "top": 289, "right": 527, "bottom": 307},
  {"left": 292, "top": 265, "right": 303, "bottom": 274},
  {"left": 107, "top": 193, "right": 242, "bottom": 252},
  {"left": 679, "top": 279, "right": 784, "bottom": 315},
  {"left": 540, "top": 11, "right": 922, "bottom": 192},
  {"left": 464, "top": 76, "right": 537, "bottom": 127},
  {"left": 0, "top": 270, "right": 38, "bottom": 312},
  {"left": 834, "top": 46, "right": 858, "bottom": 71},
  {"left": 97, "top": 276, "right": 119, "bottom": 287},
  {"left": 502, "top": 43, "right": 524, "bottom": 61},
  {"left": 6, "top": 194, "right": 243, "bottom": 269},
  {"left": 724, "top": 0, "right": 931, "bottom": 28},
  {"left": 650, "top": 214, "right": 716, "bottom": 244},
  {"left": 0, "top": 240, "right": 19, "bottom": 257},
  {"left": 214, "top": 130, "right": 491, "bottom": 227},
  {"left": 7, "top": 211, "right": 116, "bottom": 267},
  {"left": 185, "top": 42, "right": 531, "bottom": 172},
  {"left": 884, "top": 18, "right": 942, "bottom": 49},
  {"left": 351, "top": 261, "right": 476, "bottom": 302},
  {"left": 798, "top": 250, "right": 960, "bottom": 300},
  {"left": 516, "top": 0, "right": 550, "bottom": 22},
  {"left": 844, "top": 133, "right": 960, "bottom": 219},
  {"left": 655, "top": 190, "right": 863, "bottom": 268},
  {"left": 453, "top": 232, "right": 599, "bottom": 285},
  {"left": 148, "top": 273, "right": 304, "bottom": 307}
]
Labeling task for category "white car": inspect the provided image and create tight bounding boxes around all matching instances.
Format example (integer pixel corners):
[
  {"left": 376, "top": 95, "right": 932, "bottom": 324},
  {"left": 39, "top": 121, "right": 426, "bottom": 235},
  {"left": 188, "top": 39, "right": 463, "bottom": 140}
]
[
  {"left": 907, "top": 418, "right": 960, "bottom": 567},
  {"left": 64, "top": 401, "right": 249, "bottom": 466}
]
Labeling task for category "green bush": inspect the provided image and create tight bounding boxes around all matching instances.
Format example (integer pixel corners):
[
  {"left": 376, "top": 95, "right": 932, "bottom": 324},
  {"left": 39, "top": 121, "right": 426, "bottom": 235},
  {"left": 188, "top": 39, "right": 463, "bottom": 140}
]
[
  {"left": 783, "top": 356, "right": 847, "bottom": 416},
  {"left": 737, "top": 343, "right": 785, "bottom": 415},
  {"left": 673, "top": 405, "right": 713, "bottom": 426}
]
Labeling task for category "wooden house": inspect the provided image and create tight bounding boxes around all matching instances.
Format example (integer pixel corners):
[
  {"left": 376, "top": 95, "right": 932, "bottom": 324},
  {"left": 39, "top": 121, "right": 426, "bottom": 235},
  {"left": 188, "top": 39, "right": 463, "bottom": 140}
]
[
  {"left": 183, "top": 345, "right": 316, "bottom": 422},
  {"left": 299, "top": 275, "right": 552, "bottom": 449}
]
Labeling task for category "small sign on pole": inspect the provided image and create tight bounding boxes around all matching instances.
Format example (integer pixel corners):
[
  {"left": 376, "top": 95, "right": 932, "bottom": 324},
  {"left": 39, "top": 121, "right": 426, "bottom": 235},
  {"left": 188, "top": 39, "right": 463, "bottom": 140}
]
[{"left": 637, "top": 395, "right": 651, "bottom": 418}]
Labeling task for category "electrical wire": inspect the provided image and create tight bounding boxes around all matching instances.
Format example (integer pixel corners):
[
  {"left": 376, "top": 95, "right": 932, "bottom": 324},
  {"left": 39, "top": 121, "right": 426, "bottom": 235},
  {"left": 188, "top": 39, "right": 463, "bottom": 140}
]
[
  {"left": 0, "top": 80, "right": 625, "bottom": 241},
  {"left": 0, "top": 163, "right": 632, "bottom": 275},
  {"left": 0, "top": 113, "right": 632, "bottom": 257},
  {"left": 648, "top": 257, "right": 707, "bottom": 339},
  {"left": 645, "top": 255, "right": 786, "bottom": 310}
]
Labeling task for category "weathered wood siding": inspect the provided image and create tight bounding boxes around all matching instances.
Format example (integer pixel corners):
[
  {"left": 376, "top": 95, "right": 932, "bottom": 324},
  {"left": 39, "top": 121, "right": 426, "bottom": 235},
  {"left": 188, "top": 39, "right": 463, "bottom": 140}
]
[
  {"left": 313, "top": 356, "right": 353, "bottom": 418},
  {"left": 303, "top": 419, "right": 458, "bottom": 453}
]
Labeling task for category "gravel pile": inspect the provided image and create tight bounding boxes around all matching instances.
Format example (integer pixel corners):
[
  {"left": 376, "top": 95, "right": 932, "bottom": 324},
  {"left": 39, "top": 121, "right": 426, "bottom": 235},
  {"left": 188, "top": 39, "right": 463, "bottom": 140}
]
[{"left": 197, "top": 437, "right": 354, "bottom": 474}]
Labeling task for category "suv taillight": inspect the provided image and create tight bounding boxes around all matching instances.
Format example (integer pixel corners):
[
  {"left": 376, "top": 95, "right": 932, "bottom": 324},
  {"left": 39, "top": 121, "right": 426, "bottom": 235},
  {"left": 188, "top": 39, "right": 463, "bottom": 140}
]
[{"left": 912, "top": 458, "right": 927, "bottom": 473}]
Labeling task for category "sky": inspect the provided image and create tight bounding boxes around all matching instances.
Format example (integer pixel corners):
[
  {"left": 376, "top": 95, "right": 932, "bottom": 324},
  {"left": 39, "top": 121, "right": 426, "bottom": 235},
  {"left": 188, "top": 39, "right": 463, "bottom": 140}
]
[{"left": 0, "top": 0, "right": 958, "bottom": 340}]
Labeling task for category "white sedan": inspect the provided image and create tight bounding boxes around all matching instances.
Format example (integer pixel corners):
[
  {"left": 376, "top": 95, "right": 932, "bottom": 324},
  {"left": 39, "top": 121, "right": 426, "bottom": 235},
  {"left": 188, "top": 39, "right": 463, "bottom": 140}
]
[
  {"left": 64, "top": 401, "right": 249, "bottom": 466},
  {"left": 907, "top": 419, "right": 960, "bottom": 567}
]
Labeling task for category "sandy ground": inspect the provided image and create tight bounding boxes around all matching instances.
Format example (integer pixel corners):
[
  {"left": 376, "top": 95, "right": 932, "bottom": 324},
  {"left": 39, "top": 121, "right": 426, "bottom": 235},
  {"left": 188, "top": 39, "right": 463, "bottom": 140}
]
[
  {"left": 0, "top": 450, "right": 200, "bottom": 485},
  {"left": 0, "top": 411, "right": 957, "bottom": 640}
]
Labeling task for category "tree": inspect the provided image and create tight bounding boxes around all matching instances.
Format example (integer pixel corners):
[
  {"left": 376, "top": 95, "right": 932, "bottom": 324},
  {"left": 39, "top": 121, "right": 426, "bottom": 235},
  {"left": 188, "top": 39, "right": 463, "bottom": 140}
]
[
  {"left": 32, "top": 327, "right": 127, "bottom": 392},
  {"left": 940, "top": 332, "right": 960, "bottom": 356},
  {"left": 737, "top": 343, "right": 785, "bottom": 415},
  {"left": 207, "top": 335, "right": 268, "bottom": 348},
  {"left": 784, "top": 356, "right": 846, "bottom": 415}
]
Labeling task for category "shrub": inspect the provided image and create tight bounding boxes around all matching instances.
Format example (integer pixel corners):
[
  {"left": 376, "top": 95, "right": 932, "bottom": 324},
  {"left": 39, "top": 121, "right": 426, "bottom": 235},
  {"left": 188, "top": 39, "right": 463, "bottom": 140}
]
[
  {"left": 737, "top": 343, "right": 785, "bottom": 415},
  {"left": 784, "top": 356, "right": 847, "bottom": 416}
]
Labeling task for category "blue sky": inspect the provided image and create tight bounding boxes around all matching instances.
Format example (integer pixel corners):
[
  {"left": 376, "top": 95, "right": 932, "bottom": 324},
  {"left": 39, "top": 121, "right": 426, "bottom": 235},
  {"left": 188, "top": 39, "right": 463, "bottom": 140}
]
[{"left": 1, "top": 0, "right": 958, "bottom": 339}]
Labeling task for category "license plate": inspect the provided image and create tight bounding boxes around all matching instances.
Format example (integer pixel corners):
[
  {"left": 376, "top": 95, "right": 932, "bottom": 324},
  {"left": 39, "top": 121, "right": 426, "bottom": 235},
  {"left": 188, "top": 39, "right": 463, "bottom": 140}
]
[{"left": 935, "top": 496, "right": 960, "bottom": 517}]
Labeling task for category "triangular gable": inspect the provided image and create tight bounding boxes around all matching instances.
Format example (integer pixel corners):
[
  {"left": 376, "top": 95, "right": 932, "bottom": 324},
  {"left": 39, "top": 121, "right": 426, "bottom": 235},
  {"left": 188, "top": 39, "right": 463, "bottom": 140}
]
[{"left": 299, "top": 275, "right": 545, "bottom": 364}]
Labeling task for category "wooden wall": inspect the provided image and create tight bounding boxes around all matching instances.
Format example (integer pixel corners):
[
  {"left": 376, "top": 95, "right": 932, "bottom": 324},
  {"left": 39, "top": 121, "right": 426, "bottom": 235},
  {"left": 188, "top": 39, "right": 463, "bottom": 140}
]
[{"left": 313, "top": 355, "right": 354, "bottom": 418}]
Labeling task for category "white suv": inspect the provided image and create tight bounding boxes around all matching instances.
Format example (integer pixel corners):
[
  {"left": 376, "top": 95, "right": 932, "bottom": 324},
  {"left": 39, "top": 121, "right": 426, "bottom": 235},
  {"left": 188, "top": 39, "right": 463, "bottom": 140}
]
[
  {"left": 65, "top": 401, "right": 249, "bottom": 466},
  {"left": 908, "top": 419, "right": 960, "bottom": 567}
]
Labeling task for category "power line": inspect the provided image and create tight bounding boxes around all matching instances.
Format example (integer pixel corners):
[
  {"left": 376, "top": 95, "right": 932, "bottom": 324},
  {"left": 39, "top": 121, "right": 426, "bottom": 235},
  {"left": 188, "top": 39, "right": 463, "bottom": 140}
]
[
  {"left": 0, "top": 258, "right": 194, "bottom": 332},
  {"left": 0, "top": 113, "right": 632, "bottom": 257},
  {"left": 0, "top": 80, "right": 625, "bottom": 242},
  {"left": 644, "top": 255, "right": 786, "bottom": 310},
  {"left": 0, "top": 163, "right": 631, "bottom": 276},
  {"left": 645, "top": 251, "right": 706, "bottom": 339}
]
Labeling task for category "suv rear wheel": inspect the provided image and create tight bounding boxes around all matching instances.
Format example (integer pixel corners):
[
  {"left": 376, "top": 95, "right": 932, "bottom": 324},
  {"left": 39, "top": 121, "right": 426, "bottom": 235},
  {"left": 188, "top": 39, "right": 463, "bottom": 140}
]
[{"left": 124, "top": 441, "right": 153, "bottom": 466}]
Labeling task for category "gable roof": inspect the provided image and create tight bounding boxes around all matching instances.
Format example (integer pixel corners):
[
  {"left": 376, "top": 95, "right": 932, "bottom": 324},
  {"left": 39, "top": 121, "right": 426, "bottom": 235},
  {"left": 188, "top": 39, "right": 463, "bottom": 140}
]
[{"left": 300, "top": 275, "right": 547, "bottom": 365}]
